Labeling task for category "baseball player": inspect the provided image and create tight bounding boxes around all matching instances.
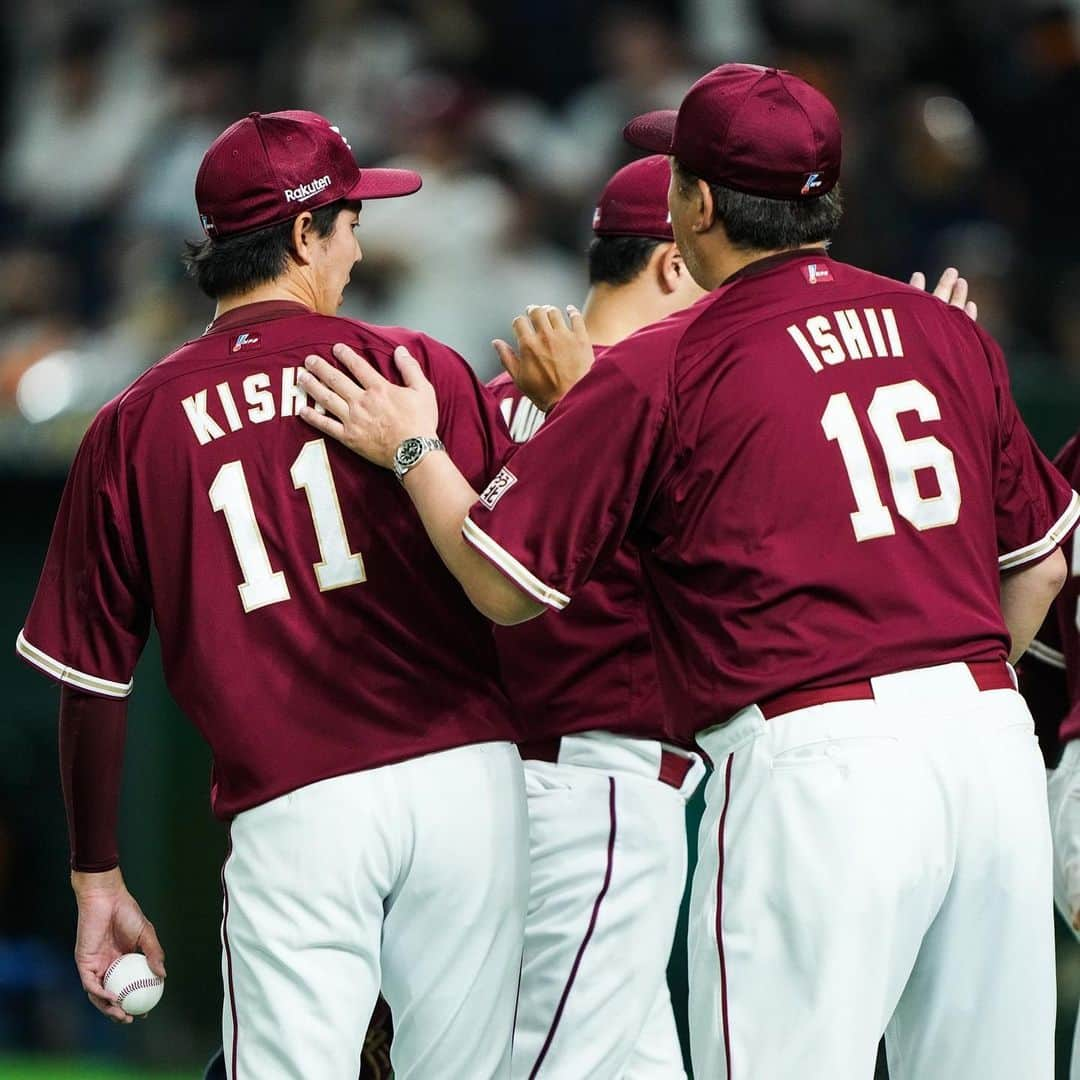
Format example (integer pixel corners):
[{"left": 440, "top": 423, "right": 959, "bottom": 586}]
[
  {"left": 295, "top": 64, "right": 1077, "bottom": 1080},
  {"left": 1021, "top": 432, "right": 1080, "bottom": 1080},
  {"left": 16, "top": 110, "right": 529, "bottom": 1079},
  {"left": 490, "top": 156, "right": 706, "bottom": 1080},
  {"left": 489, "top": 156, "right": 976, "bottom": 1080}
]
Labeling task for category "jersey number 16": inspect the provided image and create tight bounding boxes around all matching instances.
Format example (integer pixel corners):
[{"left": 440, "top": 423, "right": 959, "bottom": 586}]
[{"left": 822, "top": 379, "right": 962, "bottom": 542}]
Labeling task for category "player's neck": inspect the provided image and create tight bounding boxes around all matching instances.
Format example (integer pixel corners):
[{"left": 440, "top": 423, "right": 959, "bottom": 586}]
[
  {"left": 701, "top": 241, "right": 825, "bottom": 291},
  {"left": 582, "top": 283, "right": 669, "bottom": 347},
  {"left": 213, "top": 277, "right": 317, "bottom": 320}
]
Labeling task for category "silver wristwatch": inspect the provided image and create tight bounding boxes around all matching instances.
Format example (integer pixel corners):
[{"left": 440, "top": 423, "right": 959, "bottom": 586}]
[{"left": 392, "top": 436, "right": 445, "bottom": 481}]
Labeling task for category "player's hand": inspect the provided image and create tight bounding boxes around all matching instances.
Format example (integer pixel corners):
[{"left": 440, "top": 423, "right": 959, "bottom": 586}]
[
  {"left": 1048, "top": 740, "right": 1080, "bottom": 940},
  {"left": 70, "top": 867, "right": 165, "bottom": 1024},
  {"left": 909, "top": 267, "right": 978, "bottom": 321},
  {"left": 495, "top": 304, "right": 593, "bottom": 412},
  {"left": 297, "top": 344, "right": 439, "bottom": 469}
]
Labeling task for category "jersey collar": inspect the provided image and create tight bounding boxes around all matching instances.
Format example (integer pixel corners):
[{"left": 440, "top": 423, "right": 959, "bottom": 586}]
[
  {"left": 204, "top": 300, "right": 313, "bottom": 336},
  {"left": 721, "top": 247, "right": 831, "bottom": 287}
]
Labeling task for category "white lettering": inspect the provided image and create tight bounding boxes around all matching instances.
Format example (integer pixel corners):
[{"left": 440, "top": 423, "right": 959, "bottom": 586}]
[
  {"left": 281, "top": 367, "right": 308, "bottom": 417},
  {"left": 793, "top": 308, "right": 907, "bottom": 374},
  {"left": 882, "top": 308, "right": 904, "bottom": 357},
  {"left": 509, "top": 398, "right": 545, "bottom": 443},
  {"left": 217, "top": 382, "right": 243, "bottom": 433},
  {"left": 807, "top": 316, "right": 845, "bottom": 366},
  {"left": 182, "top": 390, "right": 226, "bottom": 445},
  {"left": 834, "top": 309, "right": 872, "bottom": 360},
  {"left": 283, "top": 175, "right": 332, "bottom": 203},
  {"left": 244, "top": 373, "right": 275, "bottom": 424},
  {"left": 787, "top": 323, "right": 823, "bottom": 373},
  {"left": 184, "top": 367, "right": 331, "bottom": 445},
  {"left": 864, "top": 309, "right": 888, "bottom": 357}
]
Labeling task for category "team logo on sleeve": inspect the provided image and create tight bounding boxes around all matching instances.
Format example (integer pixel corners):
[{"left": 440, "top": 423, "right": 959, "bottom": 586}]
[{"left": 479, "top": 467, "right": 518, "bottom": 510}]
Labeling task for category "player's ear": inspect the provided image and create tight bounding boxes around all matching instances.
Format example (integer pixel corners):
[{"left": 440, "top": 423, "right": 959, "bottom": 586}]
[
  {"left": 695, "top": 179, "right": 716, "bottom": 233},
  {"left": 657, "top": 243, "right": 681, "bottom": 294},
  {"left": 291, "top": 212, "right": 316, "bottom": 266}
]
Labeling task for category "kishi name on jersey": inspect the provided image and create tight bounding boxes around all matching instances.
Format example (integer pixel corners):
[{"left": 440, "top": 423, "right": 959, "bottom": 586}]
[
  {"left": 181, "top": 366, "right": 321, "bottom": 446},
  {"left": 786, "top": 307, "right": 905, "bottom": 373}
]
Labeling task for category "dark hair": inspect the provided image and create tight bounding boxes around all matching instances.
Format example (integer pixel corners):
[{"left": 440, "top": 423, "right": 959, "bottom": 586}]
[
  {"left": 182, "top": 199, "right": 362, "bottom": 300},
  {"left": 673, "top": 161, "right": 843, "bottom": 251},
  {"left": 587, "top": 234, "right": 667, "bottom": 286}
]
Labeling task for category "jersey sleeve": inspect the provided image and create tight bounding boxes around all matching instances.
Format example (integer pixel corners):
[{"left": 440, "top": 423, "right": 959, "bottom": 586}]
[
  {"left": 17, "top": 403, "right": 151, "bottom": 697},
  {"left": 463, "top": 345, "right": 672, "bottom": 610},
  {"left": 409, "top": 333, "right": 514, "bottom": 487},
  {"left": 984, "top": 330, "right": 1080, "bottom": 570}
]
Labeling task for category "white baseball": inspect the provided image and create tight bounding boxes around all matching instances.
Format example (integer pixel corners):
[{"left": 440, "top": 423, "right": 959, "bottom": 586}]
[{"left": 103, "top": 953, "right": 164, "bottom": 1016}]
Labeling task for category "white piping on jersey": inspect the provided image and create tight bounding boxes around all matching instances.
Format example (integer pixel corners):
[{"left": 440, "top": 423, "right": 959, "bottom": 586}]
[
  {"left": 462, "top": 518, "right": 570, "bottom": 610},
  {"left": 16, "top": 630, "right": 133, "bottom": 698},
  {"left": 1025, "top": 638, "right": 1068, "bottom": 670},
  {"left": 999, "top": 490, "right": 1080, "bottom": 572}
]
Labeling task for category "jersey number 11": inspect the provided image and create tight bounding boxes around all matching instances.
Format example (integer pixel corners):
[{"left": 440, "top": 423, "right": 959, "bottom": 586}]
[{"left": 210, "top": 438, "right": 366, "bottom": 612}]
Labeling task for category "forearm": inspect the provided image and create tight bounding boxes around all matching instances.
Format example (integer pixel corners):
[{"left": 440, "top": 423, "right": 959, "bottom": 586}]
[
  {"left": 60, "top": 686, "right": 127, "bottom": 872},
  {"left": 401, "top": 453, "right": 544, "bottom": 625},
  {"left": 1001, "top": 549, "right": 1068, "bottom": 663}
]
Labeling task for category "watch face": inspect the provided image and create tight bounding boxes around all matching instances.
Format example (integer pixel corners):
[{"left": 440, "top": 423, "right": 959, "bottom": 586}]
[{"left": 396, "top": 438, "right": 424, "bottom": 468}]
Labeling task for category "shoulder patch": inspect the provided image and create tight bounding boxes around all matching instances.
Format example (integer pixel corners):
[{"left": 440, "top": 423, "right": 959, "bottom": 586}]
[{"left": 479, "top": 467, "right": 518, "bottom": 510}]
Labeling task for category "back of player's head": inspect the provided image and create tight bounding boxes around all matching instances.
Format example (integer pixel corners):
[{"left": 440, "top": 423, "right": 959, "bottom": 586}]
[
  {"left": 588, "top": 155, "right": 675, "bottom": 286},
  {"left": 182, "top": 199, "right": 362, "bottom": 300},
  {"left": 624, "top": 63, "right": 845, "bottom": 250},
  {"left": 185, "top": 111, "right": 423, "bottom": 299}
]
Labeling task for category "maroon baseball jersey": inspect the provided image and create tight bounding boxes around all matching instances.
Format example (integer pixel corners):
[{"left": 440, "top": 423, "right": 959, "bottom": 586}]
[
  {"left": 18, "top": 301, "right": 516, "bottom": 818},
  {"left": 1025, "top": 434, "right": 1080, "bottom": 754},
  {"left": 465, "top": 252, "right": 1080, "bottom": 746},
  {"left": 488, "top": 367, "right": 671, "bottom": 745}
]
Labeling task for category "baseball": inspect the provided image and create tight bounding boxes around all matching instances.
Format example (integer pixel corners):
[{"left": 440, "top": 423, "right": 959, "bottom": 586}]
[{"left": 103, "top": 953, "right": 164, "bottom": 1016}]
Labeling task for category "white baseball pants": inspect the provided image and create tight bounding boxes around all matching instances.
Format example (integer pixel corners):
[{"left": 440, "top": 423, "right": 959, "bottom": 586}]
[
  {"left": 1046, "top": 746, "right": 1080, "bottom": 1080},
  {"left": 219, "top": 741, "right": 529, "bottom": 1080},
  {"left": 512, "top": 732, "right": 705, "bottom": 1079},
  {"left": 691, "top": 662, "right": 1055, "bottom": 1080}
]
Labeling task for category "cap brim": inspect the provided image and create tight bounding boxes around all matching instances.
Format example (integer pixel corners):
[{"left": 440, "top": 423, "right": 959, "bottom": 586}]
[
  {"left": 348, "top": 168, "right": 423, "bottom": 200},
  {"left": 623, "top": 110, "right": 677, "bottom": 154}
]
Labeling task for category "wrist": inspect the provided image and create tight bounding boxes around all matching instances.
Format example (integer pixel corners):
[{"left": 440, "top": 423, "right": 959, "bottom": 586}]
[
  {"left": 400, "top": 449, "right": 447, "bottom": 488},
  {"left": 393, "top": 435, "right": 445, "bottom": 482},
  {"left": 71, "top": 865, "right": 124, "bottom": 896}
]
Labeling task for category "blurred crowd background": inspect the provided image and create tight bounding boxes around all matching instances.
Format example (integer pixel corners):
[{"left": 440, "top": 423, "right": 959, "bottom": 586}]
[{"left": 3, "top": 0, "right": 1080, "bottom": 1075}]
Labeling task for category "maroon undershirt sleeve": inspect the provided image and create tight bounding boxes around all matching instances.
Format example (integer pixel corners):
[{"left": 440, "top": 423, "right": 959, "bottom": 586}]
[{"left": 59, "top": 685, "right": 127, "bottom": 872}]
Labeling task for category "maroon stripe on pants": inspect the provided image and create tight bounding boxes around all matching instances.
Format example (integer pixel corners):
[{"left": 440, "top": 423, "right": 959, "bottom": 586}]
[
  {"left": 716, "top": 753, "right": 735, "bottom": 1079},
  {"left": 220, "top": 837, "right": 240, "bottom": 1079},
  {"left": 528, "top": 777, "right": 618, "bottom": 1079}
]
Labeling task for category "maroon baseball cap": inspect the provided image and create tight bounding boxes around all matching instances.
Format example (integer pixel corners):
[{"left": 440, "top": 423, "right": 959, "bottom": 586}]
[
  {"left": 195, "top": 111, "right": 422, "bottom": 238},
  {"left": 624, "top": 64, "right": 841, "bottom": 200},
  {"left": 592, "top": 156, "right": 674, "bottom": 241}
]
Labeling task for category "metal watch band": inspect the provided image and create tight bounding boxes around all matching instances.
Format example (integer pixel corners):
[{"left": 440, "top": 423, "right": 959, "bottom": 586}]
[{"left": 393, "top": 436, "right": 445, "bottom": 481}]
